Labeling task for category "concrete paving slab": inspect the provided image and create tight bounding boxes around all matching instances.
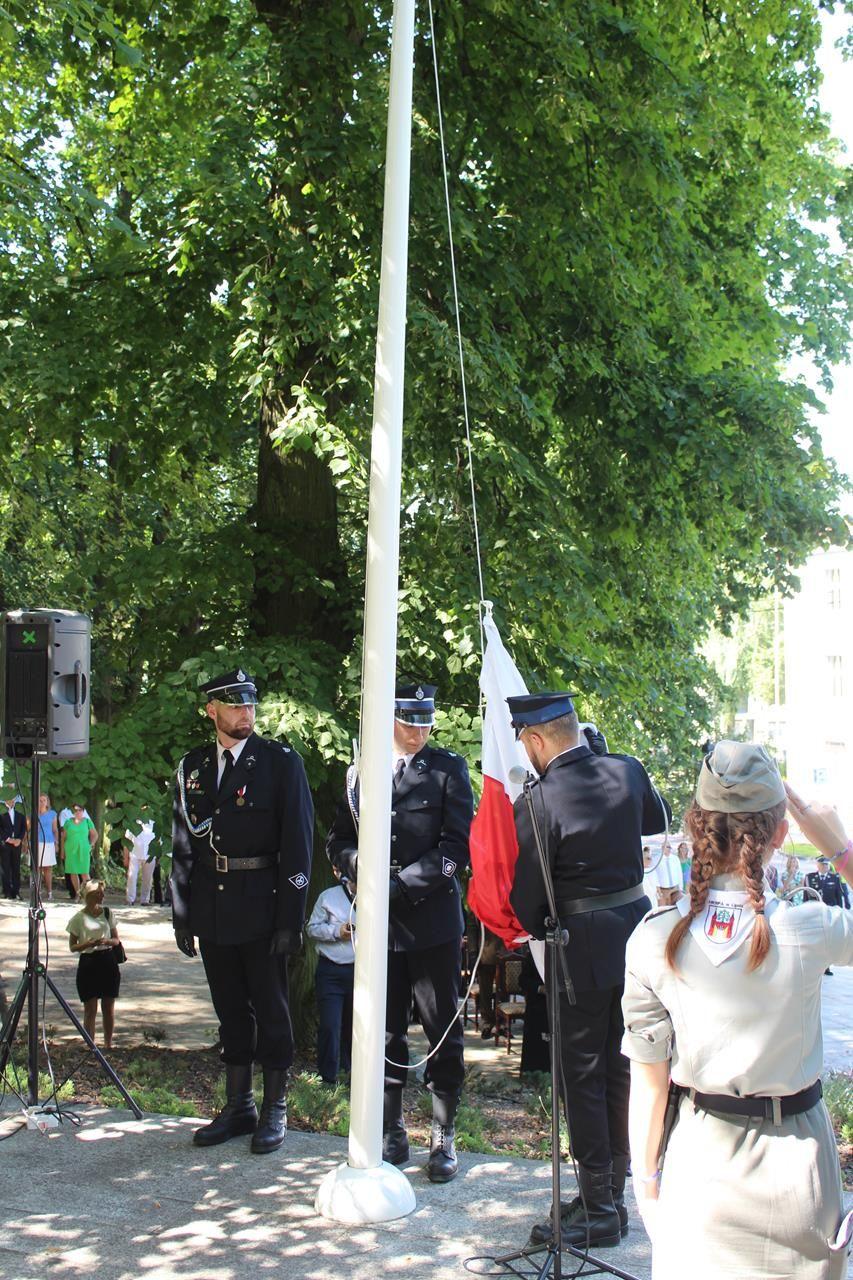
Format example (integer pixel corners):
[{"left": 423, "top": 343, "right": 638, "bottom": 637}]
[{"left": 0, "top": 1106, "right": 654, "bottom": 1280}]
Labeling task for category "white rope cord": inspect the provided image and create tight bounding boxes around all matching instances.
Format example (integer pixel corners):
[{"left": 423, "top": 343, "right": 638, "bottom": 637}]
[{"left": 426, "top": 0, "right": 487, "bottom": 658}]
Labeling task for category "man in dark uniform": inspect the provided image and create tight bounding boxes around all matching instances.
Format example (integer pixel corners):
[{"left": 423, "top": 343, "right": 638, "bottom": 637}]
[
  {"left": 806, "top": 855, "right": 850, "bottom": 974},
  {"left": 171, "top": 669, "right": 314, "bottom": 1154},
  {"left": 326, "top": 682, "right": 473, "bottom": 1182},
  {"left": 507, "top": 693, "right": 670, "bottom": 1248},
  {"left": 0, "top": 793, "right": 26, "bottom": 900}
]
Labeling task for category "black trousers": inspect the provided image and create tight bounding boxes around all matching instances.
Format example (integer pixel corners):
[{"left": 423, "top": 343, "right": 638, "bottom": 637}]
[
  {"left": 199, "top": 936, "right": 293, "bottom": 1070},
  {"left": 555, "top": 983, "right": 629, "bottom": 1171},
  {"left": 385, "top": 938, "right": 464, "bottom": 1098},
  {"left": 1, "top": 844, "right": 21, "bottom": 898}
]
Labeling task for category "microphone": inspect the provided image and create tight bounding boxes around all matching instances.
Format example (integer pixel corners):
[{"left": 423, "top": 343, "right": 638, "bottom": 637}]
[{"left": 508, "top": 765, "right": 532, "bottom": 786}]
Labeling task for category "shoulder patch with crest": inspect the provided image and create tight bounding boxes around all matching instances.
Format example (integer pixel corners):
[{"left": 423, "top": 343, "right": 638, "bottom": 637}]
[
  {"left": 288, "top": 873, "right": 308, "bottom": 890},
  {"left": 442, "top": 858, "right": 457, "bottom": 878}
]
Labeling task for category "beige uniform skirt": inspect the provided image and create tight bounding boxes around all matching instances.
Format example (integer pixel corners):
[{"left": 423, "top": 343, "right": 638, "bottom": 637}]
[{"left": 655, "top": 1096, "right": 847, "bottom": 1280}]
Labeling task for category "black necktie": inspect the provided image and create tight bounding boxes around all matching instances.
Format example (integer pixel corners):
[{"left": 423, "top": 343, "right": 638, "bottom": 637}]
[
  {"left": 219, "top": 748, "right": 234, "bottom": 793},
  {"left": 393, "top": 757, "right": 406, "bottom": 789}
]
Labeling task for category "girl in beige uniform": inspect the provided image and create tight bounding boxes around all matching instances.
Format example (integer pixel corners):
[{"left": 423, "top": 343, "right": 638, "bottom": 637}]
[{"left": 622, "top": 742, "right": 853, "bottom": 1280}]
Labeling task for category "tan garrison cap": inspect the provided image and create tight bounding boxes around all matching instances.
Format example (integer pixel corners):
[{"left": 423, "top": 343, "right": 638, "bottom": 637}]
[{"left": 695, "top": 741, "right": 786, "bottom": 813}]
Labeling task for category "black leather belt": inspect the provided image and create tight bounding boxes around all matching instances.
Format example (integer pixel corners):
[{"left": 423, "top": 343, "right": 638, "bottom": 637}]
[
  {"left": 200, "top": 851, "right": 277, "bottom": 874},
  {"left": 684, "top": 1079, "right": 822, "bottom": 1126},
  {"left": 557, "top": 882, "right": 647, "bottom": 917}
]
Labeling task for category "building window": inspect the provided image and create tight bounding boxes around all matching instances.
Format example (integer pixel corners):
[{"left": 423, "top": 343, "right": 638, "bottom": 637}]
[
  {"left": 828, "top": 655, "right": 843, "bottom": 697},
  {"left": 826, "top": 567, "right": 842, "bottom": 609}
]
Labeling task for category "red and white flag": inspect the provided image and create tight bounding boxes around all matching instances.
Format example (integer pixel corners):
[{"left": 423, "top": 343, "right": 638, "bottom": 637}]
[{"left": 468, "top": 610, "right": 531, "bottom": 947}]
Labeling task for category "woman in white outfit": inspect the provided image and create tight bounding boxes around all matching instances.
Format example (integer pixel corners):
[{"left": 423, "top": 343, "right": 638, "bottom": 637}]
[
  {"left": 36, "top": 793, "right": 59, "bottom": 900},
  {"left": 622, "top": 741, "right": 853, "bottom": 1280}
]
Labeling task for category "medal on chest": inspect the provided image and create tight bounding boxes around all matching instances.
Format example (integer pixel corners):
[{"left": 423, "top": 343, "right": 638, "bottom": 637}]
[{"left": 236, "top": 785, "right": 247, "bottom": 807}]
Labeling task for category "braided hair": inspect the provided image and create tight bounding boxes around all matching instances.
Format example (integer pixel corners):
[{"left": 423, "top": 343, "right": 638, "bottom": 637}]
[{"left": 664, "top": 799, "right": 785, "bottom": 972}]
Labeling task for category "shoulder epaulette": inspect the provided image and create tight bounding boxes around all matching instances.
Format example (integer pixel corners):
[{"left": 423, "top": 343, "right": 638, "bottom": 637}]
[
  {"left": 431, "top": 746, "right": 461, "bottom": 761},
  {"left": 258, "top": 736, "right": 292, "bottom": 754}
]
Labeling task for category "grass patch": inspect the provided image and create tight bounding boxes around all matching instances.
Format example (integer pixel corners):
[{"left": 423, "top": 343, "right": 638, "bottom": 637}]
[
  {"left": 824, "top": 1071, "right": 853, "bottom": 1143},
  {"left": 286, "top": 1072, "right": 350, "bottom": 1137},
  {"left": 100, "top": 1084, "right": 196, "bottom": 1115}
]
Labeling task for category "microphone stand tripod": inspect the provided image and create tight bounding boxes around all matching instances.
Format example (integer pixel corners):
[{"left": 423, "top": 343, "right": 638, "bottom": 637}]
[
  {"left": 489, "top": 777, "right": 639, "bottom": 1280},
  {"left": 0, "top": 756, "right": 141, "bottom": 1120}
]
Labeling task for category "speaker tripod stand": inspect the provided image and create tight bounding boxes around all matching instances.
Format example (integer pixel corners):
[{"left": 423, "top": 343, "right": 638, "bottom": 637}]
[{"left": 0, "top": 756, "right": 140, "bottom": 1120}]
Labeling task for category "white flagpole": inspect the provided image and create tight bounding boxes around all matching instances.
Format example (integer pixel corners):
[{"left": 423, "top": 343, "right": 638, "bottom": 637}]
[{"left": 315, "top": 0, "right": 417, "bottom": 1224}]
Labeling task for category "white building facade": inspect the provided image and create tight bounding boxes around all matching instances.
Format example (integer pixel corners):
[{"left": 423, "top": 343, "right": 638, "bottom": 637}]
[{"left": 784, "top": 546, "right": 853, "bottom": 830}]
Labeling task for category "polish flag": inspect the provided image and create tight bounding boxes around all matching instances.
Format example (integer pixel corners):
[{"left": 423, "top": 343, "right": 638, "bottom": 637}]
[{"left": 468, "top": 610, "right": 531, "bottom": 948}]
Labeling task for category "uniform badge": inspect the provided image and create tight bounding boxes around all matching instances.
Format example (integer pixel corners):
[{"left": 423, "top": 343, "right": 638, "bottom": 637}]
[
  {"left": 416, "top": 686, "right": 425, "bottom": 699},
  {"left": 190, "top": 769, "right": 199, "bottom": 781},
  {"left": 705, "top": 906, "right": 738, "bottom": 941},
  {"left": 442, "top": 858, "right": 457, "bottom": 878},
  {"left": 237, "top": 668, "right": 247, "bottom": 682},
  {"left": 236, "top": 785, "right": 247, "bottom": 807},
  {"left": 245, "top": 755, "right": 256, "bottom": 771},
  {"left": 289, "top": 873, "right": 308, "bottom": 889}
]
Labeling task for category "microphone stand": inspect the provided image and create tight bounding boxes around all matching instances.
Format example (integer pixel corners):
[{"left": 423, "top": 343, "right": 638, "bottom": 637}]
[{"left": 487, "top": 776, "right": 639, "bottom": 1280}]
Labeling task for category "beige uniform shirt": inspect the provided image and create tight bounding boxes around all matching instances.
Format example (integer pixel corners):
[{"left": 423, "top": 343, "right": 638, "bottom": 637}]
[{"left": 622, "top": 875, "right": 853, "bottom": 1096}]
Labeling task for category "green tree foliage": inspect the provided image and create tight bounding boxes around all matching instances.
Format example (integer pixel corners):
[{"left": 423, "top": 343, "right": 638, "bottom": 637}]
[{"left": 0, "top": 0, "right": 850, "bottom": 842}]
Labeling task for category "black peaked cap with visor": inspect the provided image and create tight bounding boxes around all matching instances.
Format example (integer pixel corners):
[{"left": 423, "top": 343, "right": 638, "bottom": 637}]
[
  {"left": 395, "top": 682, "right": 437, "bottom": 727},
  {"left": 506, "top": 692, "right": 576, "bottom": 740},
  {"left": 201, "top": 669, "right": 259, "bottom": 706}
]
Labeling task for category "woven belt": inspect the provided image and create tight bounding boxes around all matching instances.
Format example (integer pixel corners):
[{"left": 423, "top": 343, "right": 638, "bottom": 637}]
[
  {"left": 557, "top": 882, "right": 647, "bottom": 917},
  {"left": 200, "top": 851, "right": 277, "bottom": 874},
  {"left": 685, "top": 1079, "right": 822, "bottom": 1126}
]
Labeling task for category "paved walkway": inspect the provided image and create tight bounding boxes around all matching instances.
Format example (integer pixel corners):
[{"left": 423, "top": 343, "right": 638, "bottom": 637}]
[
  {"left": 0, "top": 895, "right": 524, "bottom": 1076},
  {"left": 0, "top": 1104, "right": 654, "bottom": 1280},
  {"left": 1, "top": 894, "right": 851, "bottom": 1075}
]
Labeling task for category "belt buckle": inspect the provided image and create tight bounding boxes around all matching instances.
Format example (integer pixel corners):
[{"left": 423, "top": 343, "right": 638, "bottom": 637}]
[
  {"left": 771, "top": 1097, "right": 782, "bottom": 1126},
  {"left": 215, "top": 853, "right": 228, "bottom": 874}
]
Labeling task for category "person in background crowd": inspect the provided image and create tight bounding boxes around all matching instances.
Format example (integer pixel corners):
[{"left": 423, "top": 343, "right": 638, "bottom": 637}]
[
  {"left": 36, "top": 793, "right": 59, "bottom": 900},
  {"left": 171, "top": 669, "right": 314, "bottom": 1156},
  {"left": 642, "top": 845, "right": 659, "bottom": 903},
  {"left": 508, "top": 693, "right": 671, "bottom": 1250},
  {"left": 327, "top": 680, "right": 474, "bottom": 1184},
  {"left": 61, "top": 804, "right": 98, "bottom": 897},
  {"left": 677, "top": 840, "right": 691, "bottom": 886},
  {"left": 519, "top": 947, "right": 550, "bottom": 1075},
  {"left": 474, "top": 925, "right": 502, "bottom": 1040},
  {"left": 780, "top": 852, "right": 805, "bottom": 905},
  {"left": 305, "top": 870, "right": 355, "bottom": 1086},
  {"left": 623, "top": 742, "right": 853, "bottom": 1279},
  {"left": 66, "top": 880, "right": 122, "bottom": 1049},
  {"left": 655, "top": 841, "right": 684, "bottom": 907},
  {"left": 806, "top": 855, "right": 850, "bottom": 976},
  {"left": 124, "top": 812, "right": 157, "bottom": 906},
  {"left": 0, "top": 792, "right": 26, "bottom": 900}
]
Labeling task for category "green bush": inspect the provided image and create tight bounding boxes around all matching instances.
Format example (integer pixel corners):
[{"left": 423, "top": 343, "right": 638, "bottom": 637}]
[{"left": 824, "top": 1071, "right": 853, "bottom": 1144}]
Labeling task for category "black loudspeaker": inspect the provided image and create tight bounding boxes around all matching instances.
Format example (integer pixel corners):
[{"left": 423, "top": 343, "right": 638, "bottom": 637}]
[{"left": 0, "top": 609, "right": 91, "bottom": 759}]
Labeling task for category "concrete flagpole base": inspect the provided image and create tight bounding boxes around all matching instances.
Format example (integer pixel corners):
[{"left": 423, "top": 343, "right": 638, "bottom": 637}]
[{"left": 315, "top": 1159, "right": 417, "bottom": 1224}]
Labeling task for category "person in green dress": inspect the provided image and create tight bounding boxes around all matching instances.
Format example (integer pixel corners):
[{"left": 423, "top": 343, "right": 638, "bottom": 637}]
[{"left": 61, "top": 804, "right": 99, "bottom": 897}]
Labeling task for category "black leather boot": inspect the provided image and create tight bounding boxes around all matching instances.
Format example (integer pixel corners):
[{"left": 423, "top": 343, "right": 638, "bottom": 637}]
[
  {"left": 529, "top": 1155, "right": 629, "bottom": 1246},
  {"left": 251, "top": 1068, "right": 288, "bottom": 1154},
  {"left": 427, "top": 1092, "right": 458, "bottom": 1184},
  {"left": 382, "top": 1089, "right": 410, "bottom": 1166},
  {"left": 193, "top": 1063, "right": 257, "bottom": 1147},
  {"left": 611, "top": 1155, "right": 629, "bottom": 1237},
  {"left": 559, "top": 1163, "right": 621, "bottom": 1249}
]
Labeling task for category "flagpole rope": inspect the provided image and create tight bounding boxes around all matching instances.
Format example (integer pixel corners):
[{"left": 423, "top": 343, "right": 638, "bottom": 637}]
[{"left": 427, "top": 0, "right": 487, "bottom": 663}]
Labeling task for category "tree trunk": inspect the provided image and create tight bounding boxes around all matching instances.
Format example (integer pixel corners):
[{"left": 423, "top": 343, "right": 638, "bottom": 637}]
[{"left": 253, "top": 387, "right": 348, "bottom": 646}]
